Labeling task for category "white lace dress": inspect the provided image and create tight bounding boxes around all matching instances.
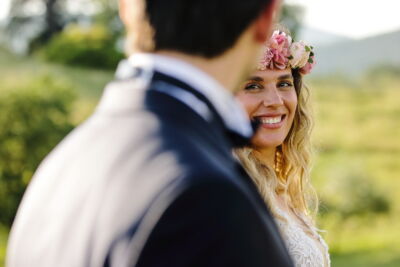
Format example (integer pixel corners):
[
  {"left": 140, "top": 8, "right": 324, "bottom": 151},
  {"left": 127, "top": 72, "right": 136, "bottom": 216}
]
[{"left": 275, "top": 208, "right": 331, "bottom": 267}]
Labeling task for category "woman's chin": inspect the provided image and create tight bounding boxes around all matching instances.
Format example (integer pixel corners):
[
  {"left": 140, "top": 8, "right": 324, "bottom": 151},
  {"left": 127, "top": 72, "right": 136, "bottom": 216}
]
[{"left": 251, "top": 136, "right": 284, "bottom": 150}]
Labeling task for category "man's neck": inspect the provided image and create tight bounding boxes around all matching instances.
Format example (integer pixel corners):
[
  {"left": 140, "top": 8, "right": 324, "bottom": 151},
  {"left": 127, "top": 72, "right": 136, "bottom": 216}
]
[{"left": 155, "top": 49, "right": 252, "bottom": 95}]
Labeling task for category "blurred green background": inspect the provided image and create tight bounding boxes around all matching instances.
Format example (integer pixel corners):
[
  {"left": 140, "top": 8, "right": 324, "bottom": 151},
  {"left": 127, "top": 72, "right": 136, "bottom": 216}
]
[{"left": 0, "top": 0, "right": 399, "bottom": 266}]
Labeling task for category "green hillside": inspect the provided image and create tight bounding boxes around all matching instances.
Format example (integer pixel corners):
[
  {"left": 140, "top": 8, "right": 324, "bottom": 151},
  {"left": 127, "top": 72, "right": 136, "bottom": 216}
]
[
  {"left": 314, "top": 29, "right": 400, "bottom": 75},
  {"left": 310, "top": 74, "right": 400, "bottom": 266}
]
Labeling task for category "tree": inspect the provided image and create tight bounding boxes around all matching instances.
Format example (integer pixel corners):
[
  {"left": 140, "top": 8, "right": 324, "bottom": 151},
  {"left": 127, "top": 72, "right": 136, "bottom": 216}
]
[{"left": 7, "top": 0, "right": 65, "bottom": 52}]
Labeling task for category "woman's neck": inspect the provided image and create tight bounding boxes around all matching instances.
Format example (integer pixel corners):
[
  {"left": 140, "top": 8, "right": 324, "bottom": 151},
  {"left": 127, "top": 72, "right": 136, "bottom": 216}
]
[{"left": 253, "top": 147, "right": 276, "bottom": 168}]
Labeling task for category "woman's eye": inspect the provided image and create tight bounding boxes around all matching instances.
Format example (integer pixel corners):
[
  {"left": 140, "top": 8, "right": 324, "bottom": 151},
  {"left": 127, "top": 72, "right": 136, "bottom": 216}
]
[
  {"left": 244, "top": 83, "right": 262, "bottom": 91},
  {"left": 278, "top": 81, "right": 293, "bottom": 88}
]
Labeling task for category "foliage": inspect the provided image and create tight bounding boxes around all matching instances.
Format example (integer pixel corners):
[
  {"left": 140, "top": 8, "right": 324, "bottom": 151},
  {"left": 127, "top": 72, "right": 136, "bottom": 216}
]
[
  {"left": 0, "top": 46, "right": 113, "bottom": 99},
  {"left": 319, "top": 168, "right": 390, "bottom": 219},
  {"left": 4, "top": 1, "right": 301, "bottom": 56},
  {"left": 7, "top": 0, "right": 65, "bottom": 53},
  {"left": 331, "top": 248, "right": 400, "bottom": 267},
  {"left": 5, "top": 0, "right": 122, "bottom": 54},
  {"left": 308, "top": 69, "right": 400, "bottom": 259},
  {"left": 38, "top": 23, "right": 124, "bottom": 69},
  {"left": 0, "top": 75, "right": 76, "bottom": 226},
  {"left": 0, "top": 225, "right": 6, "bottom": 267}
]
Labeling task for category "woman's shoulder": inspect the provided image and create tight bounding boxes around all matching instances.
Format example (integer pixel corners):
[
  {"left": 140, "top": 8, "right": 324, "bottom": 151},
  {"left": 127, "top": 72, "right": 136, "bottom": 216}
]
[{"left": 273, "top": 207, "right": 331, "bottom": 267}]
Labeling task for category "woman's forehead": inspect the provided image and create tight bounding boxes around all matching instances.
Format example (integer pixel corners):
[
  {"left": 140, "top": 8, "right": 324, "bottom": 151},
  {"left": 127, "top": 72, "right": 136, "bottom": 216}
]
[{"left": 249, "top": 68, "right": 293, "bottom": 81}]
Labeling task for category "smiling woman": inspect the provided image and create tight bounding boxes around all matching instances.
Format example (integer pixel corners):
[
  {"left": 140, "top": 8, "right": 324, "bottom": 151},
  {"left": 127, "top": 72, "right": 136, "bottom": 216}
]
[
  {"left": 237, "top": 68, "right": 298, "bottom": 152},
  {"left": 235, "top": 26, "right": 330, "bottom": 267}
]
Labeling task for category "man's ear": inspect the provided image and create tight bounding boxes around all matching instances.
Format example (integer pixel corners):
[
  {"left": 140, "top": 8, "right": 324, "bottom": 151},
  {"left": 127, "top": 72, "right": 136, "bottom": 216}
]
[
  {"left": 119, "top": 0, "right": 127, "bottom": 25},
  {"left": 119, "top": 0, "right": 131, "bottom": 27},
  {"left": 254, "top": 0, "right": 281, "bottom": 43}
]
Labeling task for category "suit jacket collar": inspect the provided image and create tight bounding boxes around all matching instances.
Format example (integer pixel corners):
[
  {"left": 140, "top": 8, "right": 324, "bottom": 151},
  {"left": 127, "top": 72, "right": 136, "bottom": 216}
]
[
  {"left": 118, "top": 53, "right": 253, "bottom": 139},
  {"left": 98, "top": 54, "right": 257, "bottom": 148},
  {"left": 149, "top": 71, "right": 255, "bottom": 149}
]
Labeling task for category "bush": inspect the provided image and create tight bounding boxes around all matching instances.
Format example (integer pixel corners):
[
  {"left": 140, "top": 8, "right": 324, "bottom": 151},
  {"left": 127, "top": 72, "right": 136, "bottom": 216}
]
[
  {"left": 0, "top": 75, "right": 76, "bottom": 226},
  {"left": 39, "top": 23, "right": 124, "bottom": 69},
  {"left": 319, "top": 169, "right": 390, "bottom": 219}
]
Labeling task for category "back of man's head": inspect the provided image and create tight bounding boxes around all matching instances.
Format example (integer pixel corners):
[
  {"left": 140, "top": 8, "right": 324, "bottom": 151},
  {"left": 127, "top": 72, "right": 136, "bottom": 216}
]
[{"left": 121, "top": 0, "right": 275, "bottom": 58}]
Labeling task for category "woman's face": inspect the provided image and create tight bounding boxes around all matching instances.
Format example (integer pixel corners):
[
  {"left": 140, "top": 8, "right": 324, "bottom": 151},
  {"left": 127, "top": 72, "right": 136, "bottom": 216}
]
[{"left": 236, "top": 68, "right": 298, "bottom": 149}]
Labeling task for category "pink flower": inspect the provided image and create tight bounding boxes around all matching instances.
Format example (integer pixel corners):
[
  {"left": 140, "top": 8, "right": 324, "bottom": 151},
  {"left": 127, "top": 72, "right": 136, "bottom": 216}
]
[
  {"left": 270, "top": 48, "right": 288, "bottom": 69},
  {"left": 270, "top": 31, "right": 292, "bottom": 51},
  {"left": 258, "top": 48, "right": 274, "bottom": 70},
  {"left": 289, "top": 41, "right": 310, "bottom": 68},
  {"left": 258, "top": 31, "right": 291, "bottom": 70},
  {"left": 299, "top": 56, "right": 316, "bottom": 75}
]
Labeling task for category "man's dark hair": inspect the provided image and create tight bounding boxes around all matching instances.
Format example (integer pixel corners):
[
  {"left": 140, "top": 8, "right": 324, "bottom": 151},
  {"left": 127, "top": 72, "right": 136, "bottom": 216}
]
[{"left": 139, "top": 0, "right": 273, "bottom": 58}]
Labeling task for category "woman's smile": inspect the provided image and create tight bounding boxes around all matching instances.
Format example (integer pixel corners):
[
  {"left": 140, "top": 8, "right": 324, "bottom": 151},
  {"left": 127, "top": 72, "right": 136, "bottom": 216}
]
[{"left": 254, "top": 114, "right": 287, "bottom": 129}]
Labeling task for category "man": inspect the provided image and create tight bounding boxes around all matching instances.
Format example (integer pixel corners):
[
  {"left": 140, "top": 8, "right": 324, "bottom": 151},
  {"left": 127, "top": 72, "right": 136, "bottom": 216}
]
[{"left": 7, "top": 0, "right": 294, "bottom": 266}]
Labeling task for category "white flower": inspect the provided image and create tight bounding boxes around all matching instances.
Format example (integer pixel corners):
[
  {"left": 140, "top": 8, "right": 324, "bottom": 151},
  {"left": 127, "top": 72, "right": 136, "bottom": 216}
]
[{"left": 289, "top": 41, "right": 310, "bottom": 68}]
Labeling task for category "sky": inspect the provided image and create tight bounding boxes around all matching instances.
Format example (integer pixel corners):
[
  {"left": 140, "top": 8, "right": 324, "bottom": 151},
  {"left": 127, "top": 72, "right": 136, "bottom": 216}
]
[
  {"left": 1, "top": 0, "right": 400, "bottom": 39},
  {"left": 286, "top": 0, "right": 400, "bottom": 39},
  {"left": 0, "top": 0, "right": 11, "bottom": 21}
]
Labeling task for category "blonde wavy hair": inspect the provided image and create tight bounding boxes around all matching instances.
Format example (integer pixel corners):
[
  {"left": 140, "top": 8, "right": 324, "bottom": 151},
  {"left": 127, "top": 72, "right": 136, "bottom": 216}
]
[{"left": 235, "top": 67, "right": 317, "bottom": 224}]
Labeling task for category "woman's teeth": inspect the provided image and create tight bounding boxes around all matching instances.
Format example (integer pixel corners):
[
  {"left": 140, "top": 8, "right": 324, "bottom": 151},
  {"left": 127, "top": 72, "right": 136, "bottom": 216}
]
[{"left": 260, "top": 116, "right": 282, "bottom": 124}]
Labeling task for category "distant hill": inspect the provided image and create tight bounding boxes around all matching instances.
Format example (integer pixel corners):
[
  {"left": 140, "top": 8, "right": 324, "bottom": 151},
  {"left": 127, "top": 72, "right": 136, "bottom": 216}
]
[
  {"left": 297, "top": 26, "right": 353, "bottom": 46},
  {"left": 311, "top": 29, "right": 400, "bottom": 76}
]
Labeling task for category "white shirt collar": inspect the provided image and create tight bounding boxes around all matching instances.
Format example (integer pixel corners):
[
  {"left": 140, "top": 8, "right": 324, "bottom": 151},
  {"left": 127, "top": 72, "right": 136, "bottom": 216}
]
[{"left": 126, "top": 53, "right": 253, "bottom": 138}]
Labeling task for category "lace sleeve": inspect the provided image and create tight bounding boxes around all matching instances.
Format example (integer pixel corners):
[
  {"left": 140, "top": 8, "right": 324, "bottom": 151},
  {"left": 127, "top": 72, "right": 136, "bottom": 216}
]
[{"left": 274, "top": 209, "right": 331, "bottom": 267}]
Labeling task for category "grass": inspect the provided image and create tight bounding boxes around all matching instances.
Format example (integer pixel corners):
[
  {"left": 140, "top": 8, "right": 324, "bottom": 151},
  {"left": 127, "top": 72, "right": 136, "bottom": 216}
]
[
  {"left": 0, "top": 47, "right": 114, "bottom": 124},
  {"left": 308, "top": 74, "right": 400, "bottom": 266},
  {"left": 1, "top": 47, "right": 400, "bottom": 266},
  {"left": 0, "top": 47, "right": 113, "bottom": 99},
  {"left": 0, "top": 225, "right": 7, "bottom": 267},
  {"left": 310, "top": 76, "right": 400, "bottom": 213},
  {"left": 331, "top": 249, "right": 400, "bottom": 267}
]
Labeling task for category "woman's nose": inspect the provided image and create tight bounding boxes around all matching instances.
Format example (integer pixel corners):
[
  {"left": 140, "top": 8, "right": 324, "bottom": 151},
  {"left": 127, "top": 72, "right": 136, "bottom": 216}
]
[{"left": 262, "top": 87, "right": 283, "bottom": 107}]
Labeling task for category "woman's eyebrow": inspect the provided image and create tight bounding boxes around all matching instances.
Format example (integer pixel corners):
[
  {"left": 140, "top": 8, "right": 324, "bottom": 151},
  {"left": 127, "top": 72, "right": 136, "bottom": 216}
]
[
  {"left": 277, "top": 74, "right": 293, "bottom": 80},
  {"left": 248, "top": 76, "right": 263, "bottom": 82}
]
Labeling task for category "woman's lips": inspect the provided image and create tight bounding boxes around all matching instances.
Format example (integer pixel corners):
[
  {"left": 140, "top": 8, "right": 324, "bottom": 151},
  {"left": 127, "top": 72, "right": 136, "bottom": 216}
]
[{"left": 255, "top": 114, "right": 286, "bottom": 129}]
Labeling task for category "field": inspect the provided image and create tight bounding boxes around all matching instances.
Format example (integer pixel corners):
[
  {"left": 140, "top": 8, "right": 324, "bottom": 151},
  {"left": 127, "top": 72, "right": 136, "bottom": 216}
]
[
  {"left": 1, "top": 48, "right": 399, "bottom": 266},
  {"left": 310, "top": 73, "right": 400, "bottom": 266}
]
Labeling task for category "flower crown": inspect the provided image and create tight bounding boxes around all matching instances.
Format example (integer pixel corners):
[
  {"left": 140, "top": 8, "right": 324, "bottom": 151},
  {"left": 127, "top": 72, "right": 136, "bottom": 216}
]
[{"left": 257, "top": 30, "right": 315, "bottom": 75}]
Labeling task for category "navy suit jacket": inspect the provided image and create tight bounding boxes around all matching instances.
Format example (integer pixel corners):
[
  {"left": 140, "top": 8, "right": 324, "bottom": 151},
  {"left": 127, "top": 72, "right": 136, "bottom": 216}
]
[{"left": 7, "top": 65, "right": 294, "bottom": 267}]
